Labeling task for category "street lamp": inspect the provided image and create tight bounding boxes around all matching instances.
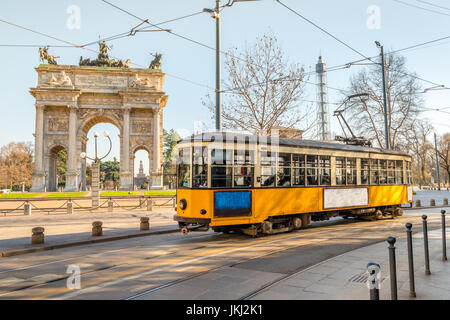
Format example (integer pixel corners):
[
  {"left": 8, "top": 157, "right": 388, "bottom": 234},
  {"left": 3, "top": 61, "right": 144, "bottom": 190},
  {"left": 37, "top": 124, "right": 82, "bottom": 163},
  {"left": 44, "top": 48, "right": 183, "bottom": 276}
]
[
  {"left": 375, "top": 41, "right": 390, "bottom": 150},
  {"left": 80, "top": 131, "right": 112, "bottom": 208}
]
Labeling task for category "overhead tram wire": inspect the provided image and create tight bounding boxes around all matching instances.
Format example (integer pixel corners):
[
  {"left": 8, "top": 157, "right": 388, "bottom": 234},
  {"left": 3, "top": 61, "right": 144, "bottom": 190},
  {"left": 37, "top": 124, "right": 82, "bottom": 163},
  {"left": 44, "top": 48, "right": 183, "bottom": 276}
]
[
  {"left": 0, "top": 17, "right": 216, "bottom": 92},
  {"left": 392, "top": 0, "right": 450, "bottom": 17},
  {"left": 275, "top": 0, "right": 449, "bottom": 90},
  {"left": 416, "top": 0, "right": 450, "bottom": 11},
  {"left": 80, "top": 10, "right": 206, "bottom": 48},
  {"left": 100, "top": 0, "right": 450, "bottom": 95},
  {"left": 100, "top": 0, "right": 272, "bottom": 73},
  {"left": 0, "top": 10, "right": 206, "bottom": 50}
]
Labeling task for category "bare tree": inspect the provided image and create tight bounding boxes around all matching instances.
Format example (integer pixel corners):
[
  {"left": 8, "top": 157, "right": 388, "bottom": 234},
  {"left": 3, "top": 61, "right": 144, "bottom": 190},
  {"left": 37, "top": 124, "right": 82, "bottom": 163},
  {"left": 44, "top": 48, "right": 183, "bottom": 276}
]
[
  {"left": 204, "top": 33, "right": 311, "bottom": 135},
  {"left": 437, "top": 133, "right": 450, "bottom": 185},
  {"left": 405, "top": 120, "right": 434, "bottom": 185},
  {"left": 0, "top": 142, "right": 34, "bottom": 190},
  {"left": 345, "top": 53, "right": 423, "bottom": 149}
]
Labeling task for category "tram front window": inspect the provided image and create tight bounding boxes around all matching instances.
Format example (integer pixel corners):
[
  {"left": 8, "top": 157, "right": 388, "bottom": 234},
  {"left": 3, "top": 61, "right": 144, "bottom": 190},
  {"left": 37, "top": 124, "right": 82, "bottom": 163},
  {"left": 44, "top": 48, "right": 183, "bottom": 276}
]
[
  {"left": 211, "top": 149, "right": 232, "bottom": 188},
  {"left": 177, "top": 148, "right": 191, "bottom": 188},
  {"left": 192, "top": 147, "right": 208, "bottom": 188}
]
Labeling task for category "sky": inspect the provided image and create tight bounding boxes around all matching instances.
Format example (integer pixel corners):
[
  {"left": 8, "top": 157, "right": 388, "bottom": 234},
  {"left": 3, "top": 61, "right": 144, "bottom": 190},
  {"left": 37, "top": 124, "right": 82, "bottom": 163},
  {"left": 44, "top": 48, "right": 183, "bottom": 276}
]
[{"left": 0, "top": 0, "right": 449, "bottom": 175}]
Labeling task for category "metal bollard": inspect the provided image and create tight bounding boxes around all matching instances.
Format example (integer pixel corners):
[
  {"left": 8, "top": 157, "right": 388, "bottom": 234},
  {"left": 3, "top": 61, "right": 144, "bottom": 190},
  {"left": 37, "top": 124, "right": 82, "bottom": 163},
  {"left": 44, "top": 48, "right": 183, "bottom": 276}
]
[
  {"left": 444, "top": 198, "right": 449, "bottom": 206},
  {"left": 67, "top": 200, "right": 74, "bottom": 215},
  {"left": 31, "top": 227, "right": 44, "bottom": 244},
  {"left": 140, "top": 216, "right": 150, "bottom": 231},
  {"left": 24, "top": 202, "right": 31, "bottom": 216},
  {"left": 430, "top": 199, "right": 436, "bottom": 207},
  {"left": 146, "top": 197, "right": 153, "bottom": 211},
  {"left": 387, "top": 236, "right": 398, "bottom": 300},
  {"left": 367, "top": 262, "right": 380, "bottom": 300},
  {"left": 173, "top": 197, "right": 176, "bottom": 209},
  {"left": 422, "top": 215, "right": 431, "bottom": 275},
  {"left": 415, "top": 199, "right": 421, "bottom": 208},
  {"left": 442, "top": 210, "right": 447, "bottom": 261},
  {"left": 108, "top": 199, "right": 114, "bottom": 212},
  {"left": 405, "top": 222, "right": 416, "bottom": 297},
  {"left": 139, "top": 197, "right": 144, "bottom": 208},
  {"left": 92, "top": 221, "right": 103, "bottom": 236}
]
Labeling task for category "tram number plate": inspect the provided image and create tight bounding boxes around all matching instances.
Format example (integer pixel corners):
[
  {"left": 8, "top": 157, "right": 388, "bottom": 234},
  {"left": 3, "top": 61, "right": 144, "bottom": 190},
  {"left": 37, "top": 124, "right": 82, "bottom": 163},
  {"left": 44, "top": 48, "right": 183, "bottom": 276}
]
[
  {"left": 323, "top": 188, "right": 369, "bottom": 209},
  {"left": 214, "top": 191, "right": 252, "bottom": 218}
]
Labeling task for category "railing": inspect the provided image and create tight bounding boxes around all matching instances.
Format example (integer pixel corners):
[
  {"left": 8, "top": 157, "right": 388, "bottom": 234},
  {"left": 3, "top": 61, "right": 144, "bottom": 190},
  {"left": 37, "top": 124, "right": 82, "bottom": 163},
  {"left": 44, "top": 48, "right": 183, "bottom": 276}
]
[{"left": 0, "top": 195, "right": 176, "bottom": 216}]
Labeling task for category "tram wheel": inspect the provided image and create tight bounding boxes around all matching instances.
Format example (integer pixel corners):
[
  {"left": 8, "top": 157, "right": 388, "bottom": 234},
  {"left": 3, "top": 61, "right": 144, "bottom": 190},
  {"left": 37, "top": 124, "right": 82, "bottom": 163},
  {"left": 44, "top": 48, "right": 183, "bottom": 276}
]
[
  {"left": 394, "top": 207, "right": 403, "bottom": 217},
  {"left": 292, "top": 217, "right": 302, "bottom": 230},
  {"left": 374, "top": 210, "right": 383, "bottom": 220}
]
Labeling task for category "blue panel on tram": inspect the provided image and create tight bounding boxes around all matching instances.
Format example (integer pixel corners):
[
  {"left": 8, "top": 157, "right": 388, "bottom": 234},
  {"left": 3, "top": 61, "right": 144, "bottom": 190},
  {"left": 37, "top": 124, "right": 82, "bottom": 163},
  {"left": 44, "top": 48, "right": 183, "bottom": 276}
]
[{"left": 214, "top": 191, "right": 252, "bottom": 217}]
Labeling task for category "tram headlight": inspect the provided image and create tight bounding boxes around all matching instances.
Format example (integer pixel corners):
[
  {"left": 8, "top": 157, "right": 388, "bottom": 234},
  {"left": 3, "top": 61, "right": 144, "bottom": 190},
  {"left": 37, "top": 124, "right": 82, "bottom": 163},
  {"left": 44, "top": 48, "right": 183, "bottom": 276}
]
[{"left": 179, "top": 199, "right": 187, "bottom": 210}]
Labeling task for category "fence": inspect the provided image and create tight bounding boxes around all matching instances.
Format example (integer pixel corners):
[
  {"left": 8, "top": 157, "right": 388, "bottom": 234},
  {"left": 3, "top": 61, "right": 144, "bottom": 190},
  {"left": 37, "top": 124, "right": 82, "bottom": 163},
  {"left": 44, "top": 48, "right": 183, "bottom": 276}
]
[{"left": 0, "top": 195, "right": 176, "bottom": 216}]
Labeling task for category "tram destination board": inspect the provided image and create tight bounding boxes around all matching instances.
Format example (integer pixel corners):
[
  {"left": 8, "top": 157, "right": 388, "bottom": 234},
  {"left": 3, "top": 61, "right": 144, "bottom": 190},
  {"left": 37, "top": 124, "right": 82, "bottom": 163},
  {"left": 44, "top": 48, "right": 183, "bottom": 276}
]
[{"left": 214, "top": 191, "right": 252, "bottom": 217}]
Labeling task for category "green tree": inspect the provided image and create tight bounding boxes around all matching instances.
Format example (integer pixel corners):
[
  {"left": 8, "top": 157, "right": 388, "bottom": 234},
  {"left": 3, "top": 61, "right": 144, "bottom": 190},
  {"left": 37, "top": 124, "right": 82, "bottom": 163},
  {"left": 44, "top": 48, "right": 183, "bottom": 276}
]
[
  {"left": 56, "top": 149, "right": 67, "bottom": 188},
  {"left": 99, "top": 157, "right": 120, "bottom": 189},
  {"left": 163, "top": 129, "right": 181, "bottom": 188}
]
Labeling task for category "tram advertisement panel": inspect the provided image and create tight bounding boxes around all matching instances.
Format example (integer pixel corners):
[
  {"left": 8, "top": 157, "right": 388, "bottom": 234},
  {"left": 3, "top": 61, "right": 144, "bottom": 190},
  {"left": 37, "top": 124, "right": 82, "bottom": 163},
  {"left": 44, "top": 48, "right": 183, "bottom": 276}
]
[{"left": 214, "top": 191, "right": 252, "bottom": 217}]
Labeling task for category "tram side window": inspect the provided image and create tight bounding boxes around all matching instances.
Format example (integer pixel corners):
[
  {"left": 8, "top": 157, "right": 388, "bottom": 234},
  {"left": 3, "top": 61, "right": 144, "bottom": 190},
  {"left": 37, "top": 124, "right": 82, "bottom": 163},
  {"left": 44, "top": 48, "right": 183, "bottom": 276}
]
[
  {"left": 395, "top": 160, "right": 404, "bottom": 184},
  {"left": 379, "top": 160, "right": 388, "bottom": 184},
  {"left": 192, "top": 147, "right": 208, "bottom": 188},
  {"left": 177, "top": 148, "right": 191, "bottom": 188},
  {"left": 320, "top": 156, "right": 331, "bottom": 185},
  {"left": 277, "top": 153, "right": 291, "bottom": 187},
  {"left": 361, "top": 159, "right": 370, "bottom": 185},
  {"left": 370, "top": 159, "right": 379, "bottom": 185},
  {"left": 406, "top": 161, "right": 412, "bottom": 184},
  {"left": 261, "top": 151, "right": 276, "bottom": 187},
  {"left": 211, "top": 149, "right": 232, "bottom": 188},
  {"left": 292, "top": 154, "right": 306, "bottom": 186},
  {"left": 234, "top": 150, "right": 254, "bottom": 187},
  {"left": 307, "top": 155, "right": 318, "bottom": 186},
  {"left": 336, "top": 157, "right": 346, "bottom": 185},
  {"left": 387, "top": 160, "right": 395, "bottom": 184},
  {"left": 346, "top": 158, "right": 357, "bottom": 185}
]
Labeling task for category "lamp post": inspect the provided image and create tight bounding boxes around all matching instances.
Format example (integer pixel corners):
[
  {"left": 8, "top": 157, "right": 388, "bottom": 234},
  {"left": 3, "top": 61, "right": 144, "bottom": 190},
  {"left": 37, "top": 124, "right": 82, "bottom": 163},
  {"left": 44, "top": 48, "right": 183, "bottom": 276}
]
[
  {"left": 375, "top": 41, "right": 390, "bottom": 150},
  {"left": 80, "top": 131, "right": 112, "bottom": 208}
]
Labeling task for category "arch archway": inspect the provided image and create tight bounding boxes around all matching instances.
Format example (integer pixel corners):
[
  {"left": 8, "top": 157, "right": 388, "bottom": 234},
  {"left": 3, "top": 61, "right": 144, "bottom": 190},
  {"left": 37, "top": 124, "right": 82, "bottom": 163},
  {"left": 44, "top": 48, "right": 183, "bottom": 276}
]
[
  {"left": 47, "top": 145, "right": 67, "bottom": 192},
  {"left": 30, "top": 65, "right": 168, "bottom": 192},
  {"left": 133, "top": 147, "right": 151, "bottom": 190}
]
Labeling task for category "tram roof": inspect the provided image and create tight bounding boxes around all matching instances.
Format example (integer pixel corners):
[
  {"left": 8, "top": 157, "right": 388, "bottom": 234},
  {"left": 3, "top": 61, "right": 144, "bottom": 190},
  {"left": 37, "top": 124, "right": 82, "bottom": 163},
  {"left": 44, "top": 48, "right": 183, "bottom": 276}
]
[{"left": 178, "top": 132, "right": 411, "bottom": 157}]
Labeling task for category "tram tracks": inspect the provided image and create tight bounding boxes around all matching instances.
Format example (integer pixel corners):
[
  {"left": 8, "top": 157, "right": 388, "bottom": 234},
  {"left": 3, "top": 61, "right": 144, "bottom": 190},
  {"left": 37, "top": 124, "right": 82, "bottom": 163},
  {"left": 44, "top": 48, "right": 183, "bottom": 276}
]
[
  {"left": 0, "top": 208, "right": 444, "bottom": 299},
  {"left": 125, "top": 212, "right": 445, "bottom": 300}
]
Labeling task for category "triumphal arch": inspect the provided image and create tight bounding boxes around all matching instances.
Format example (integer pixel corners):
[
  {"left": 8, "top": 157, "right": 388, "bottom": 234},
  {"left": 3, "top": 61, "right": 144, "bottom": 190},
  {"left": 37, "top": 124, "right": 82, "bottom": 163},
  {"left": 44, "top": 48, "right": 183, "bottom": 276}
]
[{"left": 30, "top": 44, "right": 168, "bottom": 192}]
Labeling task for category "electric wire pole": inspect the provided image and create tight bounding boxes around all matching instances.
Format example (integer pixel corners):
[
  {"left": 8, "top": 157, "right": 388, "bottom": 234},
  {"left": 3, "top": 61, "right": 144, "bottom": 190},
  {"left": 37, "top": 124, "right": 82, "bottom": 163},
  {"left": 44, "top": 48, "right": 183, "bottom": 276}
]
[
  {"left": 215, "top": 0, "right": 222, "bottom": 132},
  {"left": 376, "top": 41, "right": 390, "bottom": 150},
  {"left": 435, "top": 132, "right": 441, "bottom": 191}
]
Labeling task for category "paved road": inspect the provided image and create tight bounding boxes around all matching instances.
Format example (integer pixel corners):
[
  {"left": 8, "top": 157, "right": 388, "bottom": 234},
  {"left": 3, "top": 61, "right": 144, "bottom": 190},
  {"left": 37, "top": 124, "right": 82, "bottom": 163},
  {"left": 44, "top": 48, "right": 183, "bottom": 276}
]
[{"left": 0, "top": 207, "right": 446, "bottom": 300}]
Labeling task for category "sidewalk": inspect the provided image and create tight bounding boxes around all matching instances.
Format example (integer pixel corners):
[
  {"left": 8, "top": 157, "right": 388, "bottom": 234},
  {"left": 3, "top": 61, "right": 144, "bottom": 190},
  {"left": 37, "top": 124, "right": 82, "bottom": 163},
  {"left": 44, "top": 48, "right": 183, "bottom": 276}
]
[
  {"left": 254, "top": 228, "right": 450, "bottom": 300},
  {"left": 0, "top": 208, "right": 179, "bottom": 257}
]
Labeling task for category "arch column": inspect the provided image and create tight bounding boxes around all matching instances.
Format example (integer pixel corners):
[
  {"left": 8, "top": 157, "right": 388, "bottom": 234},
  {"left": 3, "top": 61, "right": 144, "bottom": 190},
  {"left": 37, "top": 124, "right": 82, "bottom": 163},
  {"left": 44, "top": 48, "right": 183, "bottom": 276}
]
[
  {"left": 119, "top": 106, "right": 133, "bottom": 190},
  {"left": 64, "top": 105, "right": 79, "bottom": 192},
  {"left": 31, "top": 104, "right": 46, "bottom": 192},
  {"left": 150, "top": 108, "right": 163, "bottom": 189}
]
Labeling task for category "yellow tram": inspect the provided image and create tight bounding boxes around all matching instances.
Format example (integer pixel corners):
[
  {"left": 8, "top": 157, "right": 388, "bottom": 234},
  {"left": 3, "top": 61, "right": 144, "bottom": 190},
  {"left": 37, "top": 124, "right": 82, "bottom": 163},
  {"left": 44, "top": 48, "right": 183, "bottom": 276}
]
[{"left": 174, "top": 132, "right": 413, "bottom": 236}]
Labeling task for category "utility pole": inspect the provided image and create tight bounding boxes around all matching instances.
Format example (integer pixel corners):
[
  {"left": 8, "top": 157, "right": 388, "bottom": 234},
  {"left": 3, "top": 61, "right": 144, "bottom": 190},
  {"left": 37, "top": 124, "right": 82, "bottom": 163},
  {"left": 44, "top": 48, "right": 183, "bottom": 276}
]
[
  {"left": 215, "top": 0, "right": 222, "bottom": 132},
  {"left": 434, "top": 132, "right": 441, "bottom": 191},
  {"left": 375, "top": 41, "right": 390, "bottom": 150},
  {"left": 416, "top": 144, "right": 422, "bottom": 190}
]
